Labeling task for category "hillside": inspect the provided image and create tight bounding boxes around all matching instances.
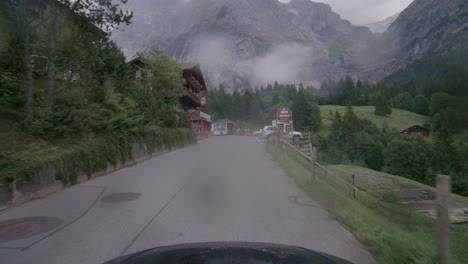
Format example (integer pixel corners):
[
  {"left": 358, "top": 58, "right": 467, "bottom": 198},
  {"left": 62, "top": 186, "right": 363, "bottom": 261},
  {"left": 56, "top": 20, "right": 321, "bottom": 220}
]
[
  {"left": 318, "top": 105, "right": 429, "bottom": 136},
  {"left": 361, "top": 0, "right": 468, "bottom": 81}
]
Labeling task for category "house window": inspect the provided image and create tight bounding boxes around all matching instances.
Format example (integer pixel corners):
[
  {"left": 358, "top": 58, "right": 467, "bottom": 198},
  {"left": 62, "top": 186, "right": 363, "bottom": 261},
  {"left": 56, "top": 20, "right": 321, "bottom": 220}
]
[
  {"left": 135, "top": 70, "right": 142, "bottom": 78},
  {"left": 147, "top": 70, "right": 153, "bottom": 77}
]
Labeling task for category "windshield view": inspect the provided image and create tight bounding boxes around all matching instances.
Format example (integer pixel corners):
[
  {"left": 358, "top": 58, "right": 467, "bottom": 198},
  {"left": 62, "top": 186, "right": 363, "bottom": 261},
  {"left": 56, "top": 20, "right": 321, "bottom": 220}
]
[{"left": 1, "top": 0, "right": 467, "bottom": 263}]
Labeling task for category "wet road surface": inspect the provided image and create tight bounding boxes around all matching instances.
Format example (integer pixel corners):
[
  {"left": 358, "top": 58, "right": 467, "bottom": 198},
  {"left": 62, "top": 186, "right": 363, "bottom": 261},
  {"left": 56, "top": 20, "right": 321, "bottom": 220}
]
[{"left": 0, "top": 136, "right": 375, "bottom": 264}]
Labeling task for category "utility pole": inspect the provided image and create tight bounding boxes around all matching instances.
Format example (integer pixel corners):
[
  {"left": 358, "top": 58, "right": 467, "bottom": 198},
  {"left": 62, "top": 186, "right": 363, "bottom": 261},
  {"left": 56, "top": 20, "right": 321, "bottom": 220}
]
[{"left": 436, "top": 175, "right": 450, "bottom": 264}]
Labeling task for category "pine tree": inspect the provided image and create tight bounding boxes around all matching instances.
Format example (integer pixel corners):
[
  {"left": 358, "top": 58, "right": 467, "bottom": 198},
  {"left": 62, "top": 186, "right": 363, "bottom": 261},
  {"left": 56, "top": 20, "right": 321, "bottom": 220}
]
[
  {"left": 342, "top": 76, "right": 356, "bottom": 105},
  {"left": 292, "top": 90, "right": 311, "bottom": 131},
  {"left": 374, "top": 94, "right": 392, "bottom": 116}
]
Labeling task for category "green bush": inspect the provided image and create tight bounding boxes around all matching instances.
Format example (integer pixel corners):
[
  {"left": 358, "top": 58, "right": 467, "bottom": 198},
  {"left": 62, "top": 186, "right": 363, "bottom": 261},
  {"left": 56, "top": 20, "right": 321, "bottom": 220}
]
[{"left": 0, "top": 128, "right": 195, "bottom": 185}]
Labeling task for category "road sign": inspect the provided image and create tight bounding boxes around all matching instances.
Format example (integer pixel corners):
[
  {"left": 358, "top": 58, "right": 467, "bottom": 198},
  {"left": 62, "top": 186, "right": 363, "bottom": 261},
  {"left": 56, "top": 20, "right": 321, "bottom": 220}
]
[{"left": 277, "top": 107, "right": 292, "bottom": 122}]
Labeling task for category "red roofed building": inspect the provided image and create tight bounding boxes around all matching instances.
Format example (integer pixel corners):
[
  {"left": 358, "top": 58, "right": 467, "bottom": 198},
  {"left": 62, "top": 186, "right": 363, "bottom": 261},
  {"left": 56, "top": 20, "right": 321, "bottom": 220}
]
[{"left": 399, "top": 125, "right": 429, "bottom": 137}]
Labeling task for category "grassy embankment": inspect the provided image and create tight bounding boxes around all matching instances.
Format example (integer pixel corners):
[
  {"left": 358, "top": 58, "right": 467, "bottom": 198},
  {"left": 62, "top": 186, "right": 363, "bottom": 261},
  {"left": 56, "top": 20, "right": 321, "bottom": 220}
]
[{"left": 267, "top": 143, "right": 468, "bottom": 264}]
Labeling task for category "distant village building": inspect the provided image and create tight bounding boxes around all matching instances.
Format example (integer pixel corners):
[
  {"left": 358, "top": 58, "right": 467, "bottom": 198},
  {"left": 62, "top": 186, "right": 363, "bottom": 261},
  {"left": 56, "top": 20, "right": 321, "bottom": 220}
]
[{"left": 399, "top": 125, "right": 429, "bottom": 137}]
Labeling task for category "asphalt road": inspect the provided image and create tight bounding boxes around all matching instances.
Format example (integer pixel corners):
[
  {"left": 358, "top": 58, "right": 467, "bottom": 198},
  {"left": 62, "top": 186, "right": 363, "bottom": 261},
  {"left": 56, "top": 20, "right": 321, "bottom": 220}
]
[{"left": 0, "top": 136, "right": 375, "bottom": 264}]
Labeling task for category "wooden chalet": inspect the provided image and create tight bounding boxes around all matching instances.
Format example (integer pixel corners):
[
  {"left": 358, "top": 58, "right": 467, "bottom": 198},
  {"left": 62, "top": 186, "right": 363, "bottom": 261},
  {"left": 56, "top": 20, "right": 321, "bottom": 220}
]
[
  {"left": 126, "top": 59, "right": 207, "bottom": 110},
  {"left": 127, "top": 56, "right": 150, "bottom": 79},
  {"left": 180, "top": 63, "right": 207, "bottom": 111},
  {"left": 181, "top": 63, "right": 211, "bottom": 138},
  {"left": 126, "top": 58, "right": 211, "bottom": 137},
  {"left": 399, "top": 125, "right": 429, "bottom": 137}
]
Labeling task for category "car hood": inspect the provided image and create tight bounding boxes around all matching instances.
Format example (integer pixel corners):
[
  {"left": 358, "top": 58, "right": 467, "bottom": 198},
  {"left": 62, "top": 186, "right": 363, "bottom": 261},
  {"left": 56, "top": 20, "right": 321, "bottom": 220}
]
[{"left": 105, "top": 242, "right": 353, "bottom": 264}]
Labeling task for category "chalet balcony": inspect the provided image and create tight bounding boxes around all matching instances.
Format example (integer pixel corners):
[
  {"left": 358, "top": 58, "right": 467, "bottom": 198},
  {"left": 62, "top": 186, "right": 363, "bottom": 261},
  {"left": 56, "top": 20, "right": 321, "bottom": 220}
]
[
  {"left": 187, "top": 76, "right": 203, "bottom": 92},
  {"left": 181, "top": 89, "right": 202, "bottom": 107}
]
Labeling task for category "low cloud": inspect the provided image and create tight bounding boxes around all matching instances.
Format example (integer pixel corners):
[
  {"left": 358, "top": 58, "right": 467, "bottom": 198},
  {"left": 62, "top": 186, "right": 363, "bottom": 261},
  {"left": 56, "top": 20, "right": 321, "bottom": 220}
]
[
  {"left": 245, "top": 44, "right": 313, "bottom": 85},
  {"left": 187, "top": 36, "right": 317, "bottom": 89}
]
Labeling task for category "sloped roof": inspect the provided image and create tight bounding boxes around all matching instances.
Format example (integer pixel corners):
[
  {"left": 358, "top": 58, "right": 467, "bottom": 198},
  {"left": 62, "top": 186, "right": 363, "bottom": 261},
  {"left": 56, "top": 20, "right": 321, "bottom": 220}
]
[
  {"left": 399, "top": 124, "right": 428, "bottom": 132},
  {"left": 180, "top": 62, "right": 207, "bottom": 90}
]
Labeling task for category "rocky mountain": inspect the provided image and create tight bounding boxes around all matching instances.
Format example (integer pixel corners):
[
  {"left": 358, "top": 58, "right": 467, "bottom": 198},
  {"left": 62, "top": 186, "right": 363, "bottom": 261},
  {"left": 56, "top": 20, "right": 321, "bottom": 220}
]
[
  {"left": 360, "top": 0, "right": 468, "bottom": 81},
  {"left": 112, "top": 0, "right": 374, "bottom": 89},
  {"left": 364, "top": 13, "right": 399, "bottom": 34},
  {"left": 112, "top": 0, "right": 468, "bottom": 89}
]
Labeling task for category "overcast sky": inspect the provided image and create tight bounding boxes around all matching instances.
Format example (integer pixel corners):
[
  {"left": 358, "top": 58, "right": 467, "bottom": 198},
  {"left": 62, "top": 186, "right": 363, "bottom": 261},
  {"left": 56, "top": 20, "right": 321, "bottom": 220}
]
[{"left": 278, "top": 0, "right": 414, "bottom": 25}]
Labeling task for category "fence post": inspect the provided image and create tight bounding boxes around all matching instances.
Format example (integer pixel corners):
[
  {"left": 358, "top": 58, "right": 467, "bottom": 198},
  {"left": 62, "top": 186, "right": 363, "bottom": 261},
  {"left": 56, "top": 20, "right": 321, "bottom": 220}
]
[
  {"left": 436, "top": 175, "right": 450, "bottom": 264},
  {"left": 283, "top": 140, "right": 286, "bottom": 157},
  {"left": 352, "top": 174, "right": 356, "bottom": 200},
  {"left": 308, "top": 136, "right": 313, "bottom": 179},
  {"left": 311, "top": 147, "right": 317, "bottom": 179}
]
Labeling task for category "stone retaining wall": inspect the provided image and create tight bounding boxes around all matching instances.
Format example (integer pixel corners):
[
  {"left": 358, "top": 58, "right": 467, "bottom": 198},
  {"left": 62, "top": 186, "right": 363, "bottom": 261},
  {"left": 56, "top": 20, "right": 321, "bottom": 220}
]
[{"left": 0, "top": 143, "right": 187, "bottom": 211}]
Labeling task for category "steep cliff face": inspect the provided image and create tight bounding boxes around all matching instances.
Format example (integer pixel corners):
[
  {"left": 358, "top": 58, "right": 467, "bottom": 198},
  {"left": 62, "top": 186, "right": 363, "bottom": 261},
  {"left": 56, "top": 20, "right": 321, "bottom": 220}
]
[
  {"left": 112, "top": 0, "right": 374, "bottom": 89},
  {"left": 365, "top": 13, "right": 399, "bottom": 34},
  {"left": 361, "top": 0, "right": 468, "bottom": 80}
]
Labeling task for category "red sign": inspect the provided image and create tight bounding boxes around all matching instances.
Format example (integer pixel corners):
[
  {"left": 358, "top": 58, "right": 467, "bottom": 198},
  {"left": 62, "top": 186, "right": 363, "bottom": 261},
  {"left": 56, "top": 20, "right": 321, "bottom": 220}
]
[{"left": 277, "top": 107, "right": 292, "bottom": 122}]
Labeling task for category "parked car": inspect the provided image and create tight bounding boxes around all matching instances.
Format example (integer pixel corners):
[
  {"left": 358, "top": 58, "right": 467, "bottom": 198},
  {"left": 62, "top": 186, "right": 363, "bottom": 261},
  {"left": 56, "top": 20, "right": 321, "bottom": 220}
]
[
  {"left": 261, "top": 126, "right": 278, "bottom": 138},
  {"left": 291, "top": 131, "right": 303, "bottom": 141},
  {"left": 253, "top": 130, "right": 262, "bottom": 136}
]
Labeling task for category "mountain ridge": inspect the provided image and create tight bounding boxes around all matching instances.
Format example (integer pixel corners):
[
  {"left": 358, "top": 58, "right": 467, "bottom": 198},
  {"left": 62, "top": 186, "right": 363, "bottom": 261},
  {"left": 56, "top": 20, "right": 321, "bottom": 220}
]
[
  {"left": 112, "top": 0, "right": 468, "bottom": 89},
  {"left": 112, "top": 0, "right": 374, "bottom": 89},
  {"left": 364, "top": 13, "right": 400, "bottom": 34}
]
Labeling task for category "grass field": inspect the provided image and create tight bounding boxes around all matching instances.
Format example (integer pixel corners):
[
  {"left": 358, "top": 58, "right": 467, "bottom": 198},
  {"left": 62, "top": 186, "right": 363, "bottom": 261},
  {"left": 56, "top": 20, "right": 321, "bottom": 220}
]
[
  {"left": 331, "top": 165, "right": 468, "bottom": 203},
  {"left": 267, "top": 143, "right": 468, "bottom": 264},
  {"left": 318, "top": 105, "right": 430, "bottom": 136}
]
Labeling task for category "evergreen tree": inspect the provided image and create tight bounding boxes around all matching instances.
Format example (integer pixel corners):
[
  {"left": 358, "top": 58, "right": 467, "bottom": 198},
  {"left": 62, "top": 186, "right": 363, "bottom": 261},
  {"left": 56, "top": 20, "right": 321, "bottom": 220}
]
[
  {"left": 374, "top": 94, "right": 392, "bottom": 116},
  {"left": 432, "top": 113, "right": 456, "bottom": 173},
  {"left": 413, "top": 95, "right": 430, "bottom": 115},
  {"left": 290, "top": 88, "right": 322, "bottom": 132},
  {"left": 342, "top": 76, "right": 356, "bottom": 105},
  {"left": 391, "top": 92, "right": 414, "bottom": 111},
  {"left": 291, "top": 90, "right": 311, "bottom": 131},
  {"left": 308, "top": 102, "right": 322, "bottom": 132}
]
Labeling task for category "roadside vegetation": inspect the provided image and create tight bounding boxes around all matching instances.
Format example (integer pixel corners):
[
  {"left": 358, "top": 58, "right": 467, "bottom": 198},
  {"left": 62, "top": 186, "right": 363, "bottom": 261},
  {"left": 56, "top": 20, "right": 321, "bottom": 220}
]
[
  {"left": 0, "top": 1, "right": 195, "bottom": 186},
  {"left": 267, "top": 143, "right": 468, "bottom": 264},
  {"left": 205, "top": 80, "right": 468, "bottom": 196}
]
